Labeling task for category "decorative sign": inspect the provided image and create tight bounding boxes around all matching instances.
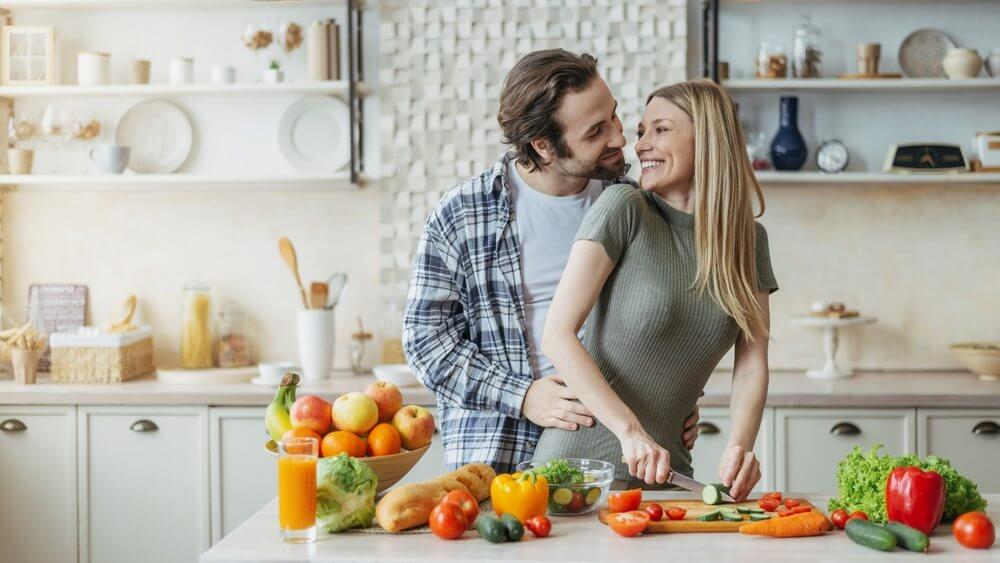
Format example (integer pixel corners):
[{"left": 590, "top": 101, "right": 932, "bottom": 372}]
[{"left": 27, "top": 284, "right": 87, "bottom": 372}]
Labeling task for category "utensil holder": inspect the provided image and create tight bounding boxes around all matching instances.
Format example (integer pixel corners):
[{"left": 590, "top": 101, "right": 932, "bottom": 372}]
[
  {"left": 12, "top": 349, "right": 39, "bottom": 385},
  {"left": 297, "top": 309, "right": 334, "bottom": 381}
]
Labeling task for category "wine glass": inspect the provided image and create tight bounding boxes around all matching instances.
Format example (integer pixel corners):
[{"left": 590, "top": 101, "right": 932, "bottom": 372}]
[{"left": 39, "top": 105, "right": 74, "bottom": 173}]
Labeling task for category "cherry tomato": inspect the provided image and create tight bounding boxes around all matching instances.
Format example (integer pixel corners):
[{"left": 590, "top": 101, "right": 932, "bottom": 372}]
[
  {"left": 763, "top": 492, "right": 782, "bottom": 501},
  {"left": 758, "top": 498, "right": 781, "bottom": 512},
  {"left": 525, "top": 515, "right": 552, "bottom": 538},
  {"left": 953, "top": 511, "right": 996, "bottom": 549},
  {"left": 428, "top": 501, "right": 468, "bottom": 540},
  {"left": 440, "top": 489, "right": 479, "bottom": 526},
  {"left": 608, "top": 489, "right": 643, "bottom": 513},
  {"left": 784, "top": 498, "right": 800, "bottom": 509},
  {"left": 569, "top": 491, "right": 586, "bottom": 511},
  {"left": 609, "top": 510, "right": 650, "bottom": 537},
  {"left": 791, "top": 506, "right": 812, "bottom": 515},
  {"left": 847, "top": 511, "right": 868, "bottom": 524},
  {"left": 830, "top": 509, "right": 849, "bottom": 530},
  {"left": 665, "top": 507, "right": 687, "bottom": 520},
  {"left": 645, "top": 503, "right": 664, "bottom": 521}
]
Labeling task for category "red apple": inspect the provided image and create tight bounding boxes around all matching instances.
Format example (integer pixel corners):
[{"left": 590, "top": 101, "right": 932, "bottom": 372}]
[
  {"left": 391, "top": 405, "right": 435, "bottom": 450},
  {"left": 331, "top": 392, "right": 379, "bottom": 435},
  {"left": 364, "top": 381, "right": 404, "bottom": 423},
  {"left": 290, "top": 395, "right": 332, "bottom": 435}
]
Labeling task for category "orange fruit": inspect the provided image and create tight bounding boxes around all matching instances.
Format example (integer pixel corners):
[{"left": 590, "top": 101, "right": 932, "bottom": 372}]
[
  {"left": 282, "top": 427, "right": 321, "bottom": 443},
  {"left": 321, "top": 430, "right": 366, "bottom": 458},
  {"left": 367, "top": 422, "right": 402, "bottom": 457}
]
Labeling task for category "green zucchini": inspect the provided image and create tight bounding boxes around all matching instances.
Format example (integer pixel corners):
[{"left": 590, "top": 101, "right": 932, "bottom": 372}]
[
  {"left": 884, "top": 522, "right": 929, "bottom": 553},
  {"left": 749, "top": 513, "right": 773, "bottom": 521},
  {"left": 697, "top": 510, "right": 722, "bottom": 521},
  {"left": 702, "top": 483, "right": 730, "bottom": 505},
  {"left": 845, "top": 519, "right": 897, "bottom": 552},
  {"left": 721, "top": 512, "right": 743, "bottom": 522}
]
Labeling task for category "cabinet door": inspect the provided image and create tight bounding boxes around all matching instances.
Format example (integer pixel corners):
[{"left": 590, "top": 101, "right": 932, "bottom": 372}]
[
  {"left": 776, "top": 408, "right": 915, "bottom": 492},
  {"left": 79, "top": 406, "right": 209, "bottom": 563},
  {"left": 919, "top": 409, "right": 1000, "bottom": 494},
  {"left": 0, "top": 406, "right": 77, "bottom": 563},
  {"left": 393, "top": 407, "right": 446, "bottom": 486},
  {"left": 209, "top": 407, "right": 274, "bottom": 543},
  {"left": 689, "top": 407, "right": 773, "bottom": 491}
]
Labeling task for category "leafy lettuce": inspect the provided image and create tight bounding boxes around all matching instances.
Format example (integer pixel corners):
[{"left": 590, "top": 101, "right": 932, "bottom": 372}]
[
  {"left": 828, "top": 445, "right": 987, "bottom": 522},
  {"left": 315, "top": 453, "right": 377, "bottom": 533}
]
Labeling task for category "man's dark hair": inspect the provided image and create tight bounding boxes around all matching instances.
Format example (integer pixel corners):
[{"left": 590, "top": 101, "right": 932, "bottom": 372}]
[{"left": 497, "top": 49, "right": 600, "bottom": 172}]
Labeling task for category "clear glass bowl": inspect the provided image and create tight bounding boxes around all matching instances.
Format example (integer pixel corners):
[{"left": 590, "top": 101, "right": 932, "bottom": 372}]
[{"left": 517, "top": 458, "right": 614, "bottom": 516}]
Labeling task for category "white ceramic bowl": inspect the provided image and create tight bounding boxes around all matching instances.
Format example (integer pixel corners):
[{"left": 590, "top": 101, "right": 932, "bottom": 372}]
[
  {"left": 372, "top": 364, "right": 421, "bottom": 387},
  {"left": 258, "top": 361, "right": 301, "bottom": 385}
]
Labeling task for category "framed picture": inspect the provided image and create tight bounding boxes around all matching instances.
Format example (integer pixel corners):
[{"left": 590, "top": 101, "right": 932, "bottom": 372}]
[{"left": 1, "top": 26, "right": 56, "bottom": 85}]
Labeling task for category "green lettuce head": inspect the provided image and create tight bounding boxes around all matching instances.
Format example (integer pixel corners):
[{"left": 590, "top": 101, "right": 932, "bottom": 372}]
[{"left": 315, "top": 453, "right": 378, "bottom": 533}]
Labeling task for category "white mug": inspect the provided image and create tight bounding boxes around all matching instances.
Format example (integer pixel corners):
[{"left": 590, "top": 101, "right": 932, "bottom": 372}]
[
  {"left": 210, "top": 64, "right": 236, "bottom": 84},
  {"left": 169, "top": 57, "right": 194, "bottom": 85},
  {"left": 90, "top": 144, "right": 130, "bottom": 174},
  {"left": 297, "top": 309, "right": 334, "bottom": 381}
]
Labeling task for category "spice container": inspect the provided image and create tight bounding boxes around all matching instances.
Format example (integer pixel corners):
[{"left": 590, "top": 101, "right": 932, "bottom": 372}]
[
  {"left": 217, "top": 302, "right": 252, "bottom": 368},
  {"left": 792, "top": 16, "right": 822, "bottom": 78},
  {"left": 756, "top": 42, "right": 788, "bottom": 78},
  {"left": 180, "top": 283, "right": 213, "bottom": 368}
]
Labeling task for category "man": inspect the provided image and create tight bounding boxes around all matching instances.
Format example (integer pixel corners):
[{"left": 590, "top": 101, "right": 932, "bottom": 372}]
[{"left": 404, "top": 49, "right": 699, "bottom": 473}]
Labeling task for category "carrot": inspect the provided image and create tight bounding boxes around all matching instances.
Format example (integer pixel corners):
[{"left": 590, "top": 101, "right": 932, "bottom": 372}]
[{"left": 739, "top": 511, "right": 832, "bottom": 537}]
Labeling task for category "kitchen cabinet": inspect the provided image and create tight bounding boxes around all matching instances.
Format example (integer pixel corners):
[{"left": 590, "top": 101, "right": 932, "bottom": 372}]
[
  {"left": 79, "top": 406, "right": 210, "bottom": 563},
  {"left": 209, "top": 407, "right": 274, "bottom": 543},
  {"left": 918, "top": 409, "right": 1000, "bottom": 494},
  {"left": 776, "top": 408, "right": 915, "bottom": 492},
  {"left": 690, "top": 407, "right": 773, "bottom": 491},
  {"left": 0, "top": 406, "right": 77, "bottom": 563}
]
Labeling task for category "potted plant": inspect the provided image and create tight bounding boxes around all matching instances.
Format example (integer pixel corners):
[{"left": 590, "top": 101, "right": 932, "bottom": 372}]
[{"left": 262, "top": 59, "right": 284, "bottom": 83}]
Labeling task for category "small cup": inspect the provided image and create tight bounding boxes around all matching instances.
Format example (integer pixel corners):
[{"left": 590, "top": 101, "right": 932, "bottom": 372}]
[
  {"left": 129, "top": 59, "right": 151, "bottom": 85},
  {"left": 258, "top": 361, "right": 300, "bottom": 384},
  {"left": 857, "top": 42, "right": 881, "bottom": 76},
  {"left": 7, "top": 148, "right": 34, "bottom": 175},
  {"left": 210, "top": 64, "right": 236, "bottom": 84},
  {"left": 90, "top": 143, "right": 131, "bottom": 174},
  {"left": 169, "top": 57, "right": 194, "bottom": 85},
  {"left": 12, "top": 349, "right": 39, "bottom": 385}
]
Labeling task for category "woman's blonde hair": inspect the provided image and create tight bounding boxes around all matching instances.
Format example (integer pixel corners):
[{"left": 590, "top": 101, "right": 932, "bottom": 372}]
[{"left": 646, "top": 79, "right": 768, "bottom": 341}]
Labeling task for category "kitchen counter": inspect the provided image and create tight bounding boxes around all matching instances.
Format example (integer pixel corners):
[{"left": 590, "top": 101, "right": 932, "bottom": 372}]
[
  {"left": 200, "top": 492, "right": 1000, "bottom": 563},
  {"left": 0, "top": 369, "right": 997, "bottom": 408}
]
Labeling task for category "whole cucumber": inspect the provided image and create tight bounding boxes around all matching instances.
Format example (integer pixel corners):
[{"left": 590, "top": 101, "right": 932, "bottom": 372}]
[
  {"left": 476, "top": 515, "right": 507, "bottom": 544},
  {"left": 845, "top": 519, "right": 897, "bottom": 552},
  {"left": 884, "top": 522, "right": 930, "bottom": 553},
  {"left": 500, "top": 513, "right": 524, "bottom": 542}
]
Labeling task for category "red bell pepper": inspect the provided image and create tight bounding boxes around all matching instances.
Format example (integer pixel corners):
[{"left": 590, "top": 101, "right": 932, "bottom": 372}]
[{"left": 885, "top": 466, "right": 945, "bottom": 535}]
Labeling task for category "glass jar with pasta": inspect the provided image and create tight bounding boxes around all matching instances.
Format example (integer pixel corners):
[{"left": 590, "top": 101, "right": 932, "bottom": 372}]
[{"left": 180, "top": 283, "right": 214, "bottom": 368}]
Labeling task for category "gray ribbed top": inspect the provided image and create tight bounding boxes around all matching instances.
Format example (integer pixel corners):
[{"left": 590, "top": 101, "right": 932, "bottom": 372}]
[{"left": 531, "top": 185, "right": 778, "bottom": 485}]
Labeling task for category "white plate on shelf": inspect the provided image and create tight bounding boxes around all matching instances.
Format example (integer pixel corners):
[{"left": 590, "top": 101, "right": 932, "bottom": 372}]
[
  {"left": 278, "top": 95, "right": 351, "bottom": 173},
  {"left": 157, "top": 366, "right": 255, "bottom": 385},
  {"left": 116, "top": 99, "right": 193, "bottom": 173}
]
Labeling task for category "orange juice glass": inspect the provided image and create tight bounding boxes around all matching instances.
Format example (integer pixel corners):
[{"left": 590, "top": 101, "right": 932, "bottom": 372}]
[{"left": 277, "top": 437, "right": 318, "bottom": 543}]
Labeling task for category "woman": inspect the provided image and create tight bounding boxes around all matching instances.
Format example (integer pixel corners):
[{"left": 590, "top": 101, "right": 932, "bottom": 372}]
[{"left": 534, "top": 80, "right": 777, "bottom": 501}]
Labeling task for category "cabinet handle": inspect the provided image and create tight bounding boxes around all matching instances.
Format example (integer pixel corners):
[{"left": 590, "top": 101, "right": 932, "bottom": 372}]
[
  {"left": 830, "top": 422, "right": 861, "bottom": 436},
  {"left": 972, "top": 421, "right": 1000, "bottom": 436},
  {"left": 0, "top": 418, "right": 27, "bottom": 432},
  {"left": 129, "top": 419, "right": 159, "bottom": 433},
  {"left": 697, "top": 422, "right": 720, "bottom": 435}
]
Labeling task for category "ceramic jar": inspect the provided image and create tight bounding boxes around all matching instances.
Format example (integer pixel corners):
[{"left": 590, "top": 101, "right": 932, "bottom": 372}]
[
  {"left": 77, "top": 51, "right": 111, "bottom": 86},
  {"left": 942, "top": 48, "right": 983, "bottom": 79},
  {"left": 986, "top": 49, "right": 1000, "bottom": 78}
]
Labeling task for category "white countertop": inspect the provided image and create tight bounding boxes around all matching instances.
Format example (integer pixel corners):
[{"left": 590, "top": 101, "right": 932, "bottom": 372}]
[
  {"left": 200, "top": 492, "right": 1000, "bottom": 563},
  {"left": 0, "top": 369, "right": 997, "bottom": 408}
]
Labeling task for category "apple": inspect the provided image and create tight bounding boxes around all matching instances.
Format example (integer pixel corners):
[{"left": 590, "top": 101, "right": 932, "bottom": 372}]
[
  {"left": 392, "top": 404, "right": 435, "bottom": 450},
  {"left": 332, "top": 392, "right": 379, "bottom": 435},
  {"left": 290, "top": 395, "right": 332, "bottom": 435},
  {"left": 364, "top": 381, "right": 404, "bottom": 423}
]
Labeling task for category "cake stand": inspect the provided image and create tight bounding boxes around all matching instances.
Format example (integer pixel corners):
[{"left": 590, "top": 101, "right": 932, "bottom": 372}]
[{"left": 791, "top": 316, "right": 877, "bottom": 380}]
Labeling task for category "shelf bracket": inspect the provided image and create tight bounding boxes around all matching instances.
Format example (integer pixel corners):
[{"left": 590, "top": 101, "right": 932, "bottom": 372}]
[{"left": 347, "top": 0, "right": 365, "bottom": 186}]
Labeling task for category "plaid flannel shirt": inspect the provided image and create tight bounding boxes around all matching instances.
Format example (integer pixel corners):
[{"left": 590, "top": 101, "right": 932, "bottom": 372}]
[{"left": 404, "top": 152, "right": 634, "bottom": 473}]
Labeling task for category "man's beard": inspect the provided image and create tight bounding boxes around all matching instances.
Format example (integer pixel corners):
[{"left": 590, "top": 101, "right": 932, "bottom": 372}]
[{"left": 554, "top": 150, "right": 625, "bottom": 181}]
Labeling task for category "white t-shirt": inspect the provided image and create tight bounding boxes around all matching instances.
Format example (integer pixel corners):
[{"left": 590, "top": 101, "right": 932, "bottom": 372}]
[{"left": 508, "top": 159, "right": 602, "bottom": 378}]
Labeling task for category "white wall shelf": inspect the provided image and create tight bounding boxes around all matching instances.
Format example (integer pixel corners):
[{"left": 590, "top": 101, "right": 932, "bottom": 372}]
[
  {"left": 0, "top": 81, "right": 364, "bottom": 99},
  {"left": 0, "top": 0, "right": 350, "bottom": 9},
  {"left": 724, "top": 78, "right": 1000, "bottom": 93},
  {"left": 756, "top": 171, "right": 1000, "bottom": 185},
  {"left": 0, "top": 173, "right": 364, "bottom": 191}
]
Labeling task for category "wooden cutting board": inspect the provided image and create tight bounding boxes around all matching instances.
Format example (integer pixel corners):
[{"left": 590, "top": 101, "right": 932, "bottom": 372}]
[{"left": 597, "top": 499, "right": 821, "bottom": 533}]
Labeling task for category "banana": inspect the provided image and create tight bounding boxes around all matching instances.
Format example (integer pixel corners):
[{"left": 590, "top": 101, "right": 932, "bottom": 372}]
[{"left": 265, "top": 372, "right": 300, "bottom": 441}]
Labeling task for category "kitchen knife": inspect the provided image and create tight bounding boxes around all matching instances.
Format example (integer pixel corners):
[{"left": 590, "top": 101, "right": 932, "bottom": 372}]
[{"left": 667, "top": 470, "right": 737, "bottom": 503}]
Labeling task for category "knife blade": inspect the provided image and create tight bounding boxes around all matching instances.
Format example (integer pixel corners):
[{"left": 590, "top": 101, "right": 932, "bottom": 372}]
[{"left": 667, "top": 470, "right": 737, "bottom": 503}]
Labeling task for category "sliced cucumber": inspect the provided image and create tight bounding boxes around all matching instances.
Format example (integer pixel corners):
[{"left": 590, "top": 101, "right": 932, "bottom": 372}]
[
  {"left": 749, "top": 513, "right": 773, "bottom": 521},
  {"left": 884, "top": 522, "right": 929, "bottom": 553},
  {"left": 721, "top": 512, "right": 744, "bottom": 522},
  {"left": 737, "top": 507, "right": 765, "bottom": 515},
  {"left": 584, "top": 487, "right": 602, "bottom": 506},
  {"left": 697, "top": 510, "right": 722, "bottom": 521},
  {"left": 551, "top": 487, "right": 573, "bottom": 506},
  {"left": 845, "top": 519, "right": 897, "bottom": 552},
  {"left": 702, "top": 484, "right": 721, "bottom": 505}
]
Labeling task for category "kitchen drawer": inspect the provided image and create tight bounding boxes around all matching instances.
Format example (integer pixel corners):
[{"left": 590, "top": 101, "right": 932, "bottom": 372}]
[
  {"left": 919, "top": 409, "right": 1000, "bottom": 494},
  {"left": 776, "top": 408, "right": 915, "bottom": 493},
  {"left": 0, "top": 406, "right": 78, "bottom": 563},
  {"left": 79, "top": 406, "right": 209, "bottom": 563},
  {"left": 690, "top": 407, "right": 773, "bottom": 492},
  {"left": 209, "top": 407, "right": 274, "bottom": 543}
]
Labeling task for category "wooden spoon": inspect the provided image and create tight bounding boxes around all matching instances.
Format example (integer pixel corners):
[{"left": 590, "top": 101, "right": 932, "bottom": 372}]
[
  {"left": 309, "top": 282, "right": 329, "bottom": 310},
  {"left": 278, "top": 237, "right": 309, "bottom": 309}
]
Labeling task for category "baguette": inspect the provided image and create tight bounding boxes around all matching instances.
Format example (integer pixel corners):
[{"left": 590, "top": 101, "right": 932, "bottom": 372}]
[{"left": 375, "top": 463, "right": 496, "bottom": 532}]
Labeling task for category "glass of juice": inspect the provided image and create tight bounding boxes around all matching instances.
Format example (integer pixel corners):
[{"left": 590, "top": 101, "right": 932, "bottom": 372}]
[{"left": 277, "top": 436, "right": 318, "bottom": 543}]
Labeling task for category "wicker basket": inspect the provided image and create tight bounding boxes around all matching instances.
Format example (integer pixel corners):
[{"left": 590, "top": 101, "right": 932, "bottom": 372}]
[{"left": 49, "top": 327, "right": 154, "bottom": 383}]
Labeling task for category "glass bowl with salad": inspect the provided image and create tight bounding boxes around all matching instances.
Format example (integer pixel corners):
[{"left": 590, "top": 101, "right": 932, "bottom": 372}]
[{"left": 517, "top": 458, "right": 614, "bottom": 516}]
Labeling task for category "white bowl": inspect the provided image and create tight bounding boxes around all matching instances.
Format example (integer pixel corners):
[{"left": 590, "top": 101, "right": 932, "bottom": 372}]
[
  {"left": 372, "top": 364, "right": 421, "bottom": 387},
  {"left": 257, "top": 361, "right": 301, "bottom": 385}
]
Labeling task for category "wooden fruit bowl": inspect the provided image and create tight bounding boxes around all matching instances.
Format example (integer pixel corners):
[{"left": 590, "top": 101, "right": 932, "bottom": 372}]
[{"left": 265, "top": 440, "right": 430, "bottom": 493}]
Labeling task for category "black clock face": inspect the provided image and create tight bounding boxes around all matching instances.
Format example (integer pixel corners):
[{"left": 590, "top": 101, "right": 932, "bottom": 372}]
[{"left": 893, "top": 145, "right": 966, "bottom": 169}]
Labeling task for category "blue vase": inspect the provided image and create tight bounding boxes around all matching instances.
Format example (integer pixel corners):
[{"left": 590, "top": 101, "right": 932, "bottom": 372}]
[{"left": 770, "top": 96, "right": 808, "bottom": 171}]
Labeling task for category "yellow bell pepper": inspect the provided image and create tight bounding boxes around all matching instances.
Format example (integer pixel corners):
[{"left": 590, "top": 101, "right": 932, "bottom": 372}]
[{"left": 490, "top": 470, "right": 549, "bottom": 523}]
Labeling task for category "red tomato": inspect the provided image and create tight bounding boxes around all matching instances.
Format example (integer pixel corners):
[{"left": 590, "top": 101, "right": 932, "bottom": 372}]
[
  {"left": 763, "top": 492, "right": 782, "bottom": 501},
  {"left": 847, "top": 511, "right": 868, "bottom": 524},
  {"left": 428, "top": 502, "right": 467, "bottom": 540},
  {"left": 645, "top": 503, "right": 664, "bottom": 522},
  {"left": 830, "top": 509, "right": 849, "bottom": 530},
  {"left": 608, "top": 489, "right": 643, "bottom": 513},
  {"left": 440, "top": 489, "right": 479, "bottom": 526},
  {"left": 526, "top": 515, "right": 552, "bottom": 538},
  {"left": 758, "top": 498, "right": 781, "bottom": 512},
  {"left": 609, "top": 510, "right": 650, "bottom": 537},
  {"left": 569, "top": 491, "right": 586, "bottom": 512},
  {"left": 665, "top": 507, "right": 687, "bottom": 520},
  {"left": 953, "top": 512, "right": 996, "bottom": 549},
  {"left": 784, "top": 498, "right": 800, "bottom": 509}
]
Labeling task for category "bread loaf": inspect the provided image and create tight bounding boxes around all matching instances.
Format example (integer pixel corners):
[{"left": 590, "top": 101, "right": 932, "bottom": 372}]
[{"left": 375, "top": 463, "right": 496, "bottom": 532}]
